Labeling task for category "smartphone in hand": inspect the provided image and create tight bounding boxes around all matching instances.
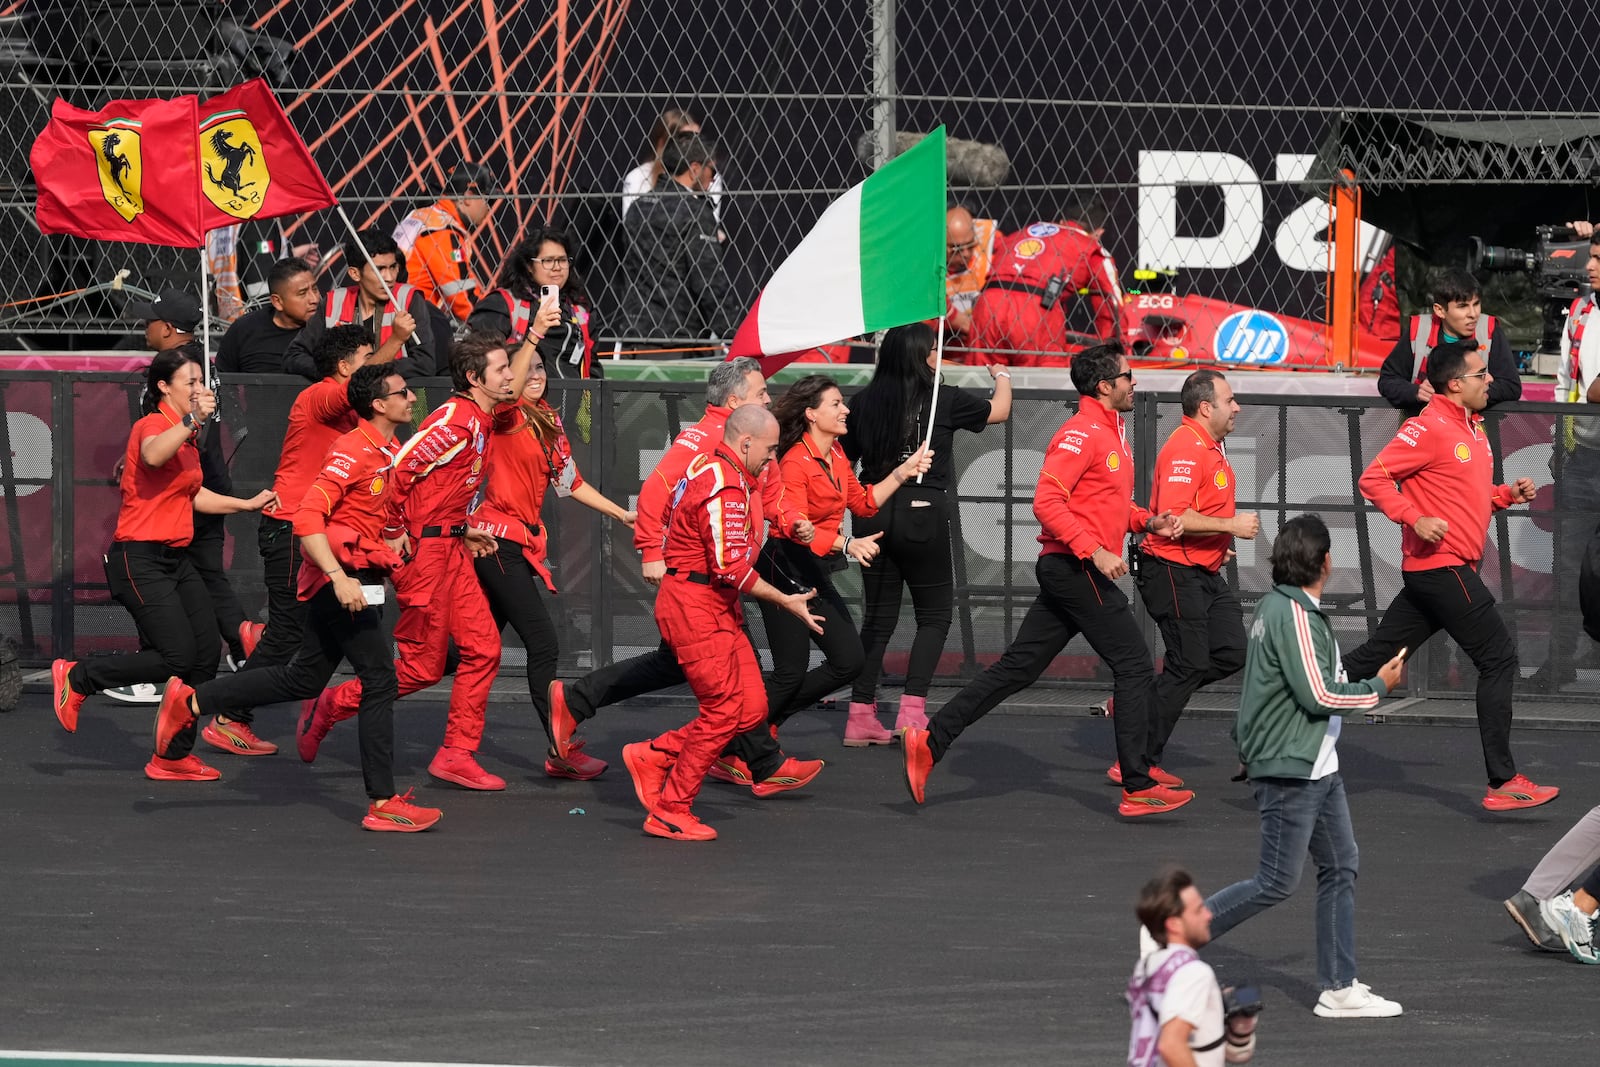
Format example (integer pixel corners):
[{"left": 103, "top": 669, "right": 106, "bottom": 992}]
[{"left": 540, "top": 284, "right": 559, "bottom": 305}]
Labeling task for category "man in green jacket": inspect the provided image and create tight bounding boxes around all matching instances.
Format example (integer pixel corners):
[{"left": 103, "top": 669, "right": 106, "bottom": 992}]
[{"left": 1204, "top": 514, "right": 1407, "bottom": 1019}]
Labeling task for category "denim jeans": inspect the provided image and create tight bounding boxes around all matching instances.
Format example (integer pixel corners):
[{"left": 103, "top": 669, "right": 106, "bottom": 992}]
[{"left": 1204, "top": 773, "right": 1360, "bottom": 991}]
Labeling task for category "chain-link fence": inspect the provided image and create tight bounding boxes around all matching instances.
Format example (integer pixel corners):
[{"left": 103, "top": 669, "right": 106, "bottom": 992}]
[{"left": 5, "top": 2, "right": 1600, "bottom": 357}]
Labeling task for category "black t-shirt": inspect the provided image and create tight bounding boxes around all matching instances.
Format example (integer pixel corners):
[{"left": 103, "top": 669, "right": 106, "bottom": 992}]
[
  {"left": 853, "top": 382, "right": 991, "bottom": 491},
  {"left": 216, "top": 306, "right": 305, "bottom": 375}
]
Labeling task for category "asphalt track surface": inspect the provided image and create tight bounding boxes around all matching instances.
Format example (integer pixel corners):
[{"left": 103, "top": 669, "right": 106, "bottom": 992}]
[{"left": 5, "top": 690, "right": 1600, "bottom": 1066}]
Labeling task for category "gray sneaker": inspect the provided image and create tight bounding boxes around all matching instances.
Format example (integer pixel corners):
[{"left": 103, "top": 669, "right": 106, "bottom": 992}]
[
  {"left": 1539, "top": 891, "right": 1600, "bottom": 965},
  {"left": 103, "top": 682, "right": 160, "bottom": 705},
  {"left": 1504, "top": 889, "right": 1566, "bottom": 952}
]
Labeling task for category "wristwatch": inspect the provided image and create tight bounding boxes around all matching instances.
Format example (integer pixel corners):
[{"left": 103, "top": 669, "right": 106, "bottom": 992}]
[{"left": 181, "top": 413, "right": 197, "bottom": 431}]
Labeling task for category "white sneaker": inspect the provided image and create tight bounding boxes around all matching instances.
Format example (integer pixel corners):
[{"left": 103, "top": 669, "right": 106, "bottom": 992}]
[
  {"left": 1539, "top": 891, "right": 1600, "bottom": 964},
  {"left": 1314, "top": 980, "right": 1402, "bottom": 1018},
  {"left": 1138, "top": 924, "right": 1159, "bottom": 959},
  {"left": 103, "top": 682, "right": 160, "bottom": 705}
]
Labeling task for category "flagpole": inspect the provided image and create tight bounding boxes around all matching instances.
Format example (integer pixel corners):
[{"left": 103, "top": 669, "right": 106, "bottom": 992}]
[
  {"left": 337, "top": 204, "right": 426, "bottom": 358},
  {"left": 199, "top": 243, "right": 212, "bottom": 391},
  {"left": 918, "top": 315, "right": 945, "bottom": 485}
]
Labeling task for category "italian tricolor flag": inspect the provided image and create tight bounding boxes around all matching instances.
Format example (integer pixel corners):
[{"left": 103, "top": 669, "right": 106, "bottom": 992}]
[{"left": 727, "top": 127, "right": 946, "bottom": 374}]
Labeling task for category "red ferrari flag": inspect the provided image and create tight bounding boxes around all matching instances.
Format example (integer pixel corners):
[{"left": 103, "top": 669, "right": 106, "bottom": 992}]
[
  {"left": 197, "top": 79, "right": 335, "bottom": 229},
  {"left": 31, "top": 95, "right": 203, "bottom": 248}
]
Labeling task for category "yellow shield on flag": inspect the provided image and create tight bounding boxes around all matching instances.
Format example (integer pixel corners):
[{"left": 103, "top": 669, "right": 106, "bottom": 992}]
[
  {"left": 200, "top": 115, "right": 270, "bottom": 219},
  {"left": 88, "top": 126, "right": 143, "bottom": 223}
]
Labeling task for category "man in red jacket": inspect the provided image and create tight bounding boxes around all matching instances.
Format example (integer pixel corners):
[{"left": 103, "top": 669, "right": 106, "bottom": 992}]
[
  {"left": 967, "top": 195, "right": 1123, "bottom": 366},
  {"left": 1344, "top": 339, "right": 1556, "bottom": 811},
  {"left": 620, "top": 405, "right": 825, "bottom": 841},
  {"left": 901, "top": 343, "right": 1193, "bottom": 818}
]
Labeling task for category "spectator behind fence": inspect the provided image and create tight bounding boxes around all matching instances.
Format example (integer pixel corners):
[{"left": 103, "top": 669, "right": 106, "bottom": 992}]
[
  {"left": 1375, "top": 267, "right": 1519, "bottom": 421},
  {"left": 617, "top": 132, "right": 742, "bottom": 346},
  {"left": 395, "top": 160, "right": 496, "bottom": 322},
  {"left": 620, "top": 106, "right": 725, "bottom": 222},
  {"left": 841, "top": 323, "right": 1010, "bottom": 742},
  {"left": 967, "top": 194, "right": 1124, "bottom": 366},
  {"left": 944, "top": 205, "right": 997, "bottom": 340},
  {"left": 284, "top": 232, "right": 436, "bottom": 382},
  {"left": 206, "top": 220, "right": 323, "bottom": 325},
  {"left": 467, "top": 229, "right": 602, "bottom": 381},
  {"left": 216, "top": 257, "right": 320, "bottom": 375}
]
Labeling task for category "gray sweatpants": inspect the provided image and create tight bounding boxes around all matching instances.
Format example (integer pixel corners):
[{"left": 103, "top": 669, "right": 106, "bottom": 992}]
[{"left": 1523, "top": 805, "right": 1600, "bottom": 899}]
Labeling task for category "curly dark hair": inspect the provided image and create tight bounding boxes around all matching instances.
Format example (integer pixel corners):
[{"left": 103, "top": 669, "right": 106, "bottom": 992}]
[
  {"left": 492, "top": 227, "right": 590, "bottom": 309},
  {"left": 771, "top": 374, "right": 841, "bottom": 456}
]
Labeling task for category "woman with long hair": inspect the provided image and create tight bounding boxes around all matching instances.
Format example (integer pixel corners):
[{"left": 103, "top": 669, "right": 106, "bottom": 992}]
[
  {"left": 467, "top": 227, "right": 601, "bottom": 382},
  {"left": 472, "top": 353, "right": 635, "bottom": 781},
  {"left": 50, "top": 348, "right": 278, "bottom": 779},
  {"left": 757, "top": 374, "right": 932, "bottom": 743},
  {"left": 841, "top": 324, "right": 1011, "bottom": 742}
]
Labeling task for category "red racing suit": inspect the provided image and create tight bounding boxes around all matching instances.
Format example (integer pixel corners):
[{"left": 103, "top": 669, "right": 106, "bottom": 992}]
[
  {"left": 327, "top": 393, "right": 502, "bottom": 751},
  {"left": 648, "top": 442, "right": 768, "bottom": 814},
  {"left": 969, "top": 221, "right": 1123, "bottom": 366}
]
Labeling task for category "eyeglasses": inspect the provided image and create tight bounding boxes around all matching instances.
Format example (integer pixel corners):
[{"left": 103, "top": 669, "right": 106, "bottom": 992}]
[
  {"left": 1454, "top": 368, "right": 1490, "bottom": 380},
  {"left": 1106, "top": 371, "right": 1134, "bottom": 384},
  {"left": 535, "top": 256, "right": 570, "bottom": 269},
  {"left": 947, "top": 240, "right": 977, "bottom": 254}
]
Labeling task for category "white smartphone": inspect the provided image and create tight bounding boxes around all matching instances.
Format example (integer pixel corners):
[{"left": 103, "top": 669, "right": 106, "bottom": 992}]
[
  {"left": 360, "top": 584, "right": 386, "bottom": 605},
  {"left": 540, "top": 284, "right": 559, "bottom": 305}
]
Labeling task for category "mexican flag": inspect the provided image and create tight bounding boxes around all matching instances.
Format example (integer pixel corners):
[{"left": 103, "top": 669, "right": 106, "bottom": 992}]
[{"left": 727, "top": 127, "right": 946, "bottom": 374}]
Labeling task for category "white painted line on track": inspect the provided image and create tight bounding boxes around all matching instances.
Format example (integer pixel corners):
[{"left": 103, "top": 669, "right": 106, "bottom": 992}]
[{"left": 0, "top": 1054, "right": 566, "bottom": 1067}]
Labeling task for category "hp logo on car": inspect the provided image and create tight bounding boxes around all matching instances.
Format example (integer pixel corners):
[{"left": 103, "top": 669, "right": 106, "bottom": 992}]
[{"left": 1214, "top": 309, "right": 1290, "bottom": 364}]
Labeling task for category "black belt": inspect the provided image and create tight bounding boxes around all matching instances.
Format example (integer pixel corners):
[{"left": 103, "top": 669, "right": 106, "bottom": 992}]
[
  {"left": 525, "top": 521, "right": 543, "bottom": 538},
  {"left": 982, "top": 278, "right": 1050, "bottom": 298},
  {"left": 665, "top": 567, "right": 711, "bottom": 585},
  {"left": 419, "top": 524, "right": 468, "bottom": 538},
  {"left": 260, "top": 513, "right": 293, "bottom": 528},
  {"left": 110, "top": 540, "right": 186, "bottom": 559}
]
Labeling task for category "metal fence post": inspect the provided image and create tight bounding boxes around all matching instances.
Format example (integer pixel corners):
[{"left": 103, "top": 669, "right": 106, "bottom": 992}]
[{"left": 868, "top": 0, "right": 897, "bottom": 167}]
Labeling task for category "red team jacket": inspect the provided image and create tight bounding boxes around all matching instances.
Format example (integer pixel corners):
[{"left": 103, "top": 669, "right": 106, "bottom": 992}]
[
  {"left": 268, "top": 376, "right": 358, "bottom": 518},
  {"left": 1358, "top": 394, "right": 1518, "bottom": 571},
  {"left": 292, "top": 420, "right": 403, "bottom": 600},
  {"left": 988, "top": 221, "right": 1123, "bottom": 337},
  {"left": 1034, "top": 395, "right": 1152, "bottom": 560},
  {"left": 660, "top": 443, "right": 763, "bottom": 604},
  {"left": 1142, "top": 416, "right": 1236, "bottom": 573},
  {"left": 473, "top": 400, "right": 582, "bottom": 592},
  {"left": 767, "top": 435, "right": 879, "bottom": 555}
]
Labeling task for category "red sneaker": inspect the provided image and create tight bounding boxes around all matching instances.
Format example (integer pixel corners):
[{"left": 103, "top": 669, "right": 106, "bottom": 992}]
[
  {"left": 1107, "top": 762, "right": 1185, "bottom": 788},
  {"left": 545, "top": 737, "right": 607, "bottom": 781},
  {"left": 51, "top": 658, "right": 85, "bottom": 733},
  {"left": 1119, "top": 783, "right": 1196, "bottom": 818},
  {"left": 706, "top": 755, "right": 754, "bottom": 787},
  {"left": 296, "top": 689, "right": 335, "bottom": 763},
  {"left": 153, "top": 676, "right": 197, "bottom": 756},
  {"left": 144, "top": 754, "right": 221, "bottom": 781},
  {"left": 362, "top": 789, "right": 443, "bottom": 832},
  {"left": 202, "top": 717, "right": 279, "bottom": 756},
  {"left": 752, "top": 757, "right": 825, "bottom": 798},
  {"left": 1483, "top": 774, "right": 1560, "bottom": 812},
  {"left": 546, "top": 679, "right": 577, "bottom": 760},
  {"left": 902, "top": 727, "right": 933, "bottom": 805},
  {"left": 427, "top": 747, "right": 506, "bottom": 791},
  {"left": 238, "top": 621, "right": 265, "bottom": 660},
  {"left": 622, "top": 741, "right": 675, "bottom": 812},
  {"left": 643, "top": 808, "right": 718, "bottom": 841}
]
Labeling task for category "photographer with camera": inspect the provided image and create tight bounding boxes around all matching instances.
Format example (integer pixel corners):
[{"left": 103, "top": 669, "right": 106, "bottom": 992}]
[
  {"left": 1129, "top": 866, "right": 1259, "bottom": 1066},
  {"left": 1376, "top": 268, "right": 1520, "bottom": 419}
]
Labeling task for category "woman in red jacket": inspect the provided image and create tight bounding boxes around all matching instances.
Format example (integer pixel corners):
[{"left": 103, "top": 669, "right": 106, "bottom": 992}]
[
  {"left": 758, "top": 375, "right": 931, "bottom": 741},
  {"left": 473, "top": 354, "right": 635, "bottom": 780},
  {"left": 50, "top": 348, "right": 277, "bottom": 780}
]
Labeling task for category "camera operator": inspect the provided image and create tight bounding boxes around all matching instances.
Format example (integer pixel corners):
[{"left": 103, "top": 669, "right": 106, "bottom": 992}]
[
  {"left": 1129, "top": 867, "right": 1258, "bottom": 1066},
  {"left": 1376, "top": 268, "right": 1520, "bottom": 419}
]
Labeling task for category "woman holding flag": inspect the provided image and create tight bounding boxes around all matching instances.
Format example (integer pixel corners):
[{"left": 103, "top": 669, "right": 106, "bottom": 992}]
[
  {"left": 50, "top": 349, "right": 277, "bottom": 779},
  {"left": 758, "top": 375, "right": 932, "bottom": 744},
  {"left": 842, "top": 323, "right": 1011, "bottom": 741}
]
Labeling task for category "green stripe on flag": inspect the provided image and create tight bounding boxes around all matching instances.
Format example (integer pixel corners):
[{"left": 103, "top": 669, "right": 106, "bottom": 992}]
[{"left": 857, "top": 126, "right": 946, "bottom": 331}]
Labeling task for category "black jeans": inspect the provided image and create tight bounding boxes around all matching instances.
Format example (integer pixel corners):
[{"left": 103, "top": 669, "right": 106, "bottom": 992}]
[
  {"left": 188, "top": 521, "right": 249, "bottom": 660},
  {"left": 77, "top": 542, "right": 222, "bottom": 752},
  {"left": 852, "top": 487, "right": 955, "bottom": 702},
  {"left": 1342, "top": 563, "right": 1518, "bottom": 785},
  {"left": 189, "top": 581, "right": 398, "bottom": 798},
  {"left": 1136, "top": 558, "right": 1247, "bottom": 763},
  {"left": 926, "top": 553, "right": 1161, "bottom": 792},
  {"left": 756, "top": 539, "right": 864, "bottom": 725},
  {"left": 243, "top": 514, "right": 305, "bottom": 677},
  {"left": 475, "top": 540, "right": 560, "bottom": 738}
]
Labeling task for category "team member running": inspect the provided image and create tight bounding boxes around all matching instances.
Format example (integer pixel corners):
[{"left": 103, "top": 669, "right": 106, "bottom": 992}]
[
  {"left": 757, "top": 375, "right": 932, "bottom": 742},
  {"left": 299, "top": 334, "right": 534, "bottom": 790},
  {"left": 152, "top": 366, "right": 441, "bottom": 831},
  {"left": 620, "top": 406, "right": 825, "bottom": 841},
  {"left": 1343, "top": 338, "right": 1557, "bottom": 811},
  {"left": 51, "top": 349, "right": 276, "bottom": 779},
  {"left": 472, "top": 354, "right": 634, "bottom": 781},
  {"left": 841, "top": 323, "right": 1010, "bottom": 743},
  {"left": 901, "top": 344, "right": 1191, "bottom": 817}
]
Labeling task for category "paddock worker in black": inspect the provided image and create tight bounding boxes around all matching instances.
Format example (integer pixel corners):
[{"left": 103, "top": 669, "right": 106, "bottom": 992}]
[{"left": 841, "top": 322, "right": 1011, "bottom": 741}]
